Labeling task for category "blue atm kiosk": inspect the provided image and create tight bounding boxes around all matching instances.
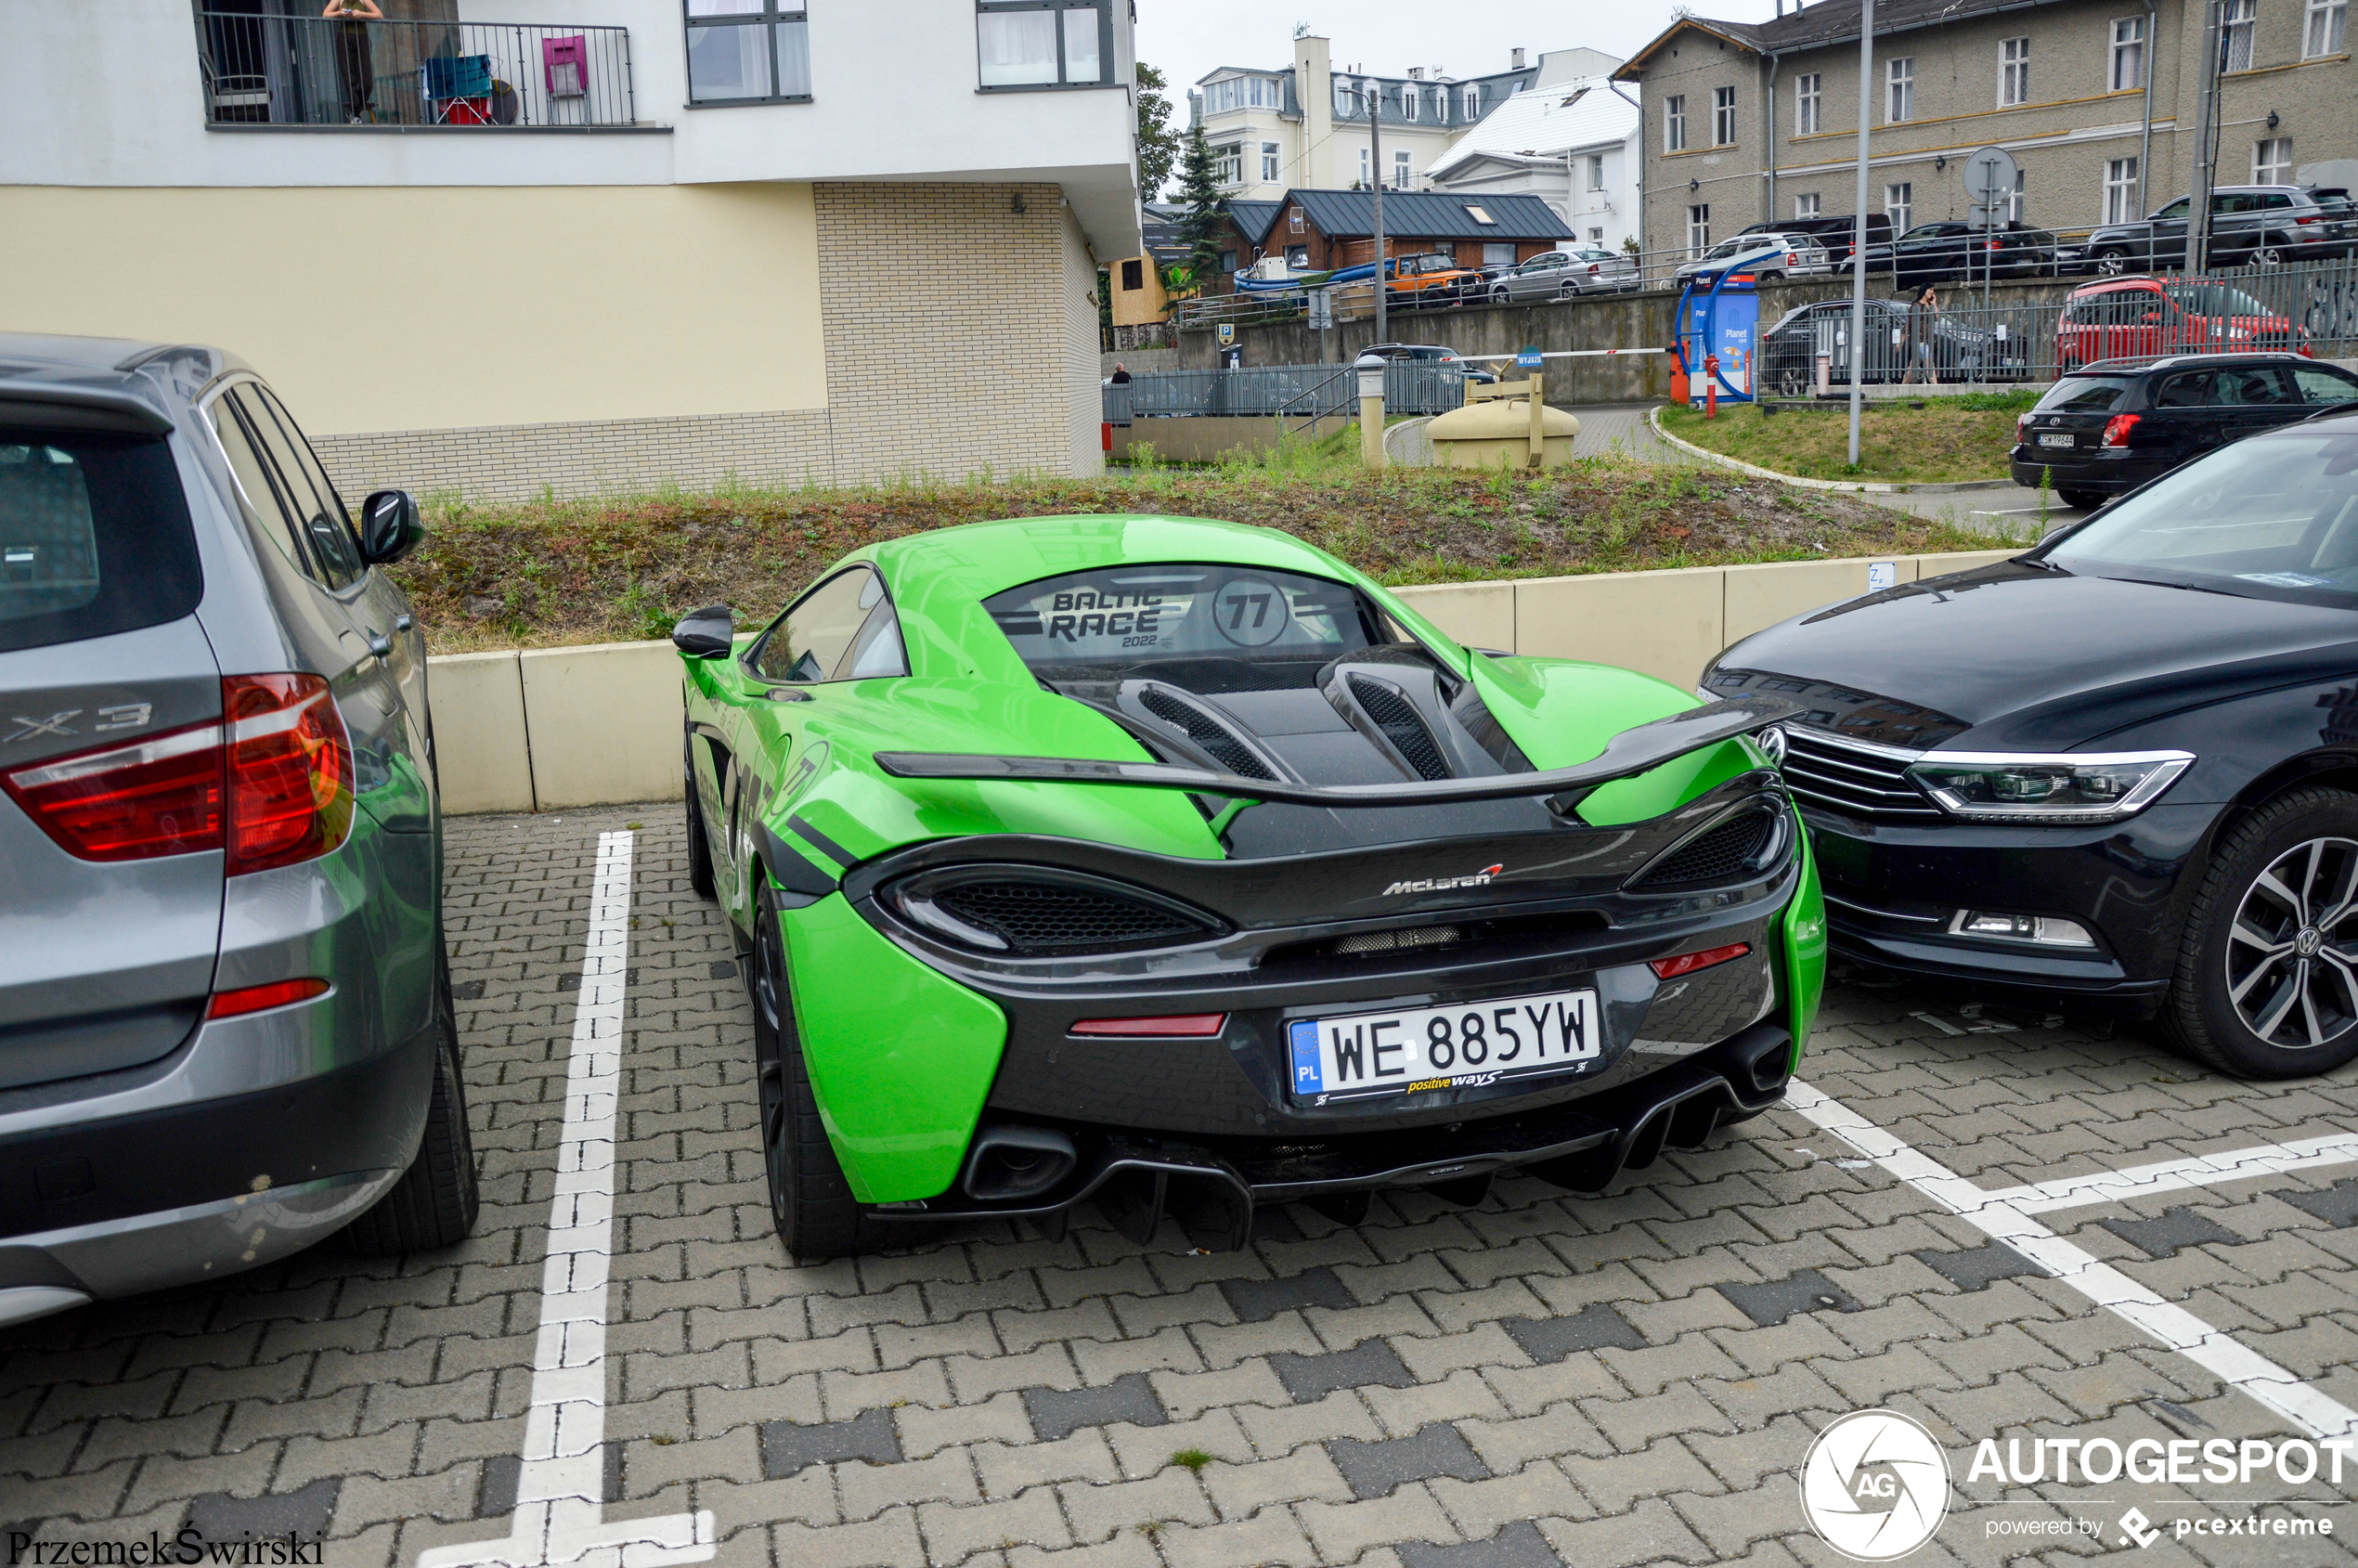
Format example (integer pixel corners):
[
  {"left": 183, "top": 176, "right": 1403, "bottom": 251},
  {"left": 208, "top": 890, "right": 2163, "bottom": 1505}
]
[{"left": 1674, "top": 266, "right": 1758, "bottom": 406}]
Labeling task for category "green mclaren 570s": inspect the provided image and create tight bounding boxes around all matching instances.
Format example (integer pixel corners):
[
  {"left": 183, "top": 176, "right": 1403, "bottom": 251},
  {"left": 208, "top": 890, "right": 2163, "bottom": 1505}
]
[{"left": 674, "top": 513, "right": 1824, "bottom": 1261}]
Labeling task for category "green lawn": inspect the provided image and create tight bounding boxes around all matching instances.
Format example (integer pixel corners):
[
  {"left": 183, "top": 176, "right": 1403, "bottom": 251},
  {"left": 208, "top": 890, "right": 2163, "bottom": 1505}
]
[{"left": 1660, "top": 390, "right": 2038, "bottom": 484}]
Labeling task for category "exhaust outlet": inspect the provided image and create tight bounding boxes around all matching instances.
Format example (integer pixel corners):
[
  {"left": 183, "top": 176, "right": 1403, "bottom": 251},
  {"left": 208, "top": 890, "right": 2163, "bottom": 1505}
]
[{"left": 962, "top": 1126, "right": 1079, "bottom": 1202}]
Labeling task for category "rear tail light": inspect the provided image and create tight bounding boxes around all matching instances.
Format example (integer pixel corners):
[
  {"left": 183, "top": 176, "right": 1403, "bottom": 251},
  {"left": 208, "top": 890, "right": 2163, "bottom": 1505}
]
[
  {"left": 1650, "top": 942, "right": 1752, "bottom": 980},
  {"left": 2102, "top": 413, "right": 2142, "bottom": 447},
  {"left": 2298, "top": 214, "right": 2322, "bottom": 225},
  {"left": 2015, "top": 412, "right": 2032, "bottom": 443},
  {"left": 2, "top": 674, "right": 353, "bottom": 873},
  {"left": 1785, "top": 253, "right": 1797, "bottom": 266},
  {"left": 210, "top": 978, "right": 330, "bottom": 1019}
]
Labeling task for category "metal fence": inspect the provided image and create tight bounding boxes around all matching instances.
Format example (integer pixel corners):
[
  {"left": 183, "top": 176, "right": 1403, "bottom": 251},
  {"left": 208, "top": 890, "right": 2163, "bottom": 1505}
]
[
  {"left": 193, "top": 11, "right": 635, "bottom": 128},
  {"left": 1104, "top": 361, "right": 1468, "bottom": 424}
]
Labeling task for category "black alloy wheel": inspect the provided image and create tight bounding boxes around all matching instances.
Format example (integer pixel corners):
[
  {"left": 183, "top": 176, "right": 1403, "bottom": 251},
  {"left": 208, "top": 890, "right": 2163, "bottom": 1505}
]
[
  {"left": 2163, "top": 788, "right": 2358, "bottom": 1078},
  {"left": 343, "top": 948, "right": 480, "bottom": 1253},
  {"left": 684, "top": 732, "right": 717, "bottom": 900},
  {"left": 749, "top": 877, "right": 867, "bottom": 1260},
  {"left": 2093, "top": 248, "right": 2131, "bottom": 276}
]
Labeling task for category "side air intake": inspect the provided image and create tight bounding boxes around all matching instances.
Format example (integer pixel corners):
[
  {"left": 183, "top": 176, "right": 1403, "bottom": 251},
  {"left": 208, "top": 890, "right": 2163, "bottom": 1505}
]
[
  {"left": 1136, "top": 686, "right": 1277, "bottom": 782},
  {"left": 1626, "top": 804, "right": 1784, "bottom": 890},
  {"left": 1348, "top": 676, "right": 1451, "bottom": 781},
  {"left": 886, "top": 867, "right": 1228, "bottom": 956}
]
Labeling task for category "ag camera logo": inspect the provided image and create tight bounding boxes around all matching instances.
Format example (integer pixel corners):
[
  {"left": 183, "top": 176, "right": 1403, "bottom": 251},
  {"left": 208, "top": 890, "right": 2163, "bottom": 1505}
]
[{"left": 1800, "top": 1409, "right": 1951, "bottom": 1561}]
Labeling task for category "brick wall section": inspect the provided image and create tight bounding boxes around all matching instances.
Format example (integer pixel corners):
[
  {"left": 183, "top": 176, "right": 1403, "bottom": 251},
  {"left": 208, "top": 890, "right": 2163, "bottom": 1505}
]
[{"left": 312, "top": 180, "right": 1098, "bottom": 502}]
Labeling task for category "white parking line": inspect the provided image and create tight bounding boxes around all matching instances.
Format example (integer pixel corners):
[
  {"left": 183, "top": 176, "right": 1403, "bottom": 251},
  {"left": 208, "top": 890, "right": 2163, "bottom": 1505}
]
[
  {"left": 421, "top": 831, "right": 715, "bottom": 1568},
  {"left": 1788, "top": 1080, "right": 2358, "bottom": 1441},
  {"left": 1987, "top": 1133, "right": 2358, "bottom": 1215}
]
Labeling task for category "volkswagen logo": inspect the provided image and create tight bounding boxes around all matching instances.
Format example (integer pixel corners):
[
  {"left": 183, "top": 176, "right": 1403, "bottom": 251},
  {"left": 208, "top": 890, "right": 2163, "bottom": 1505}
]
[
  {"left": 1799, "top": 1409, "right": 1950, "bottom": 1561},
  {"left": 1757, "top": 725, "right": 1789, "bottom": 769}
]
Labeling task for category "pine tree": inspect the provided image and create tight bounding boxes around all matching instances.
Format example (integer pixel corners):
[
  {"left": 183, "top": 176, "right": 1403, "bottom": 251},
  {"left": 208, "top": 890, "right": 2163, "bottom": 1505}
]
[{"left": 1173, "top": 124, "right": 1228, "bottom": 282}]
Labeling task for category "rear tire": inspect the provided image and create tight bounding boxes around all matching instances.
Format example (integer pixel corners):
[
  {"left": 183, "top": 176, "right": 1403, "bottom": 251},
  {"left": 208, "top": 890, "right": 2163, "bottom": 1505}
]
[
  {"left": 750, "top": 878, "right": 869, "bottom": 1262},
  {"left": 2057, "top": 488, "right": 2107, "bottom": 511},
  {"left": 2159, "top": 787, "right": 2358, "bottom": 1079},
  {"left": 343, "top": 980, "right": 479, "bottom": 1254},
  {"left": 684, "top": 732, "right": 717, "bottom": 901},
  {"left": 2093, "top": 247, "right": 2131, "bottom": 276}
]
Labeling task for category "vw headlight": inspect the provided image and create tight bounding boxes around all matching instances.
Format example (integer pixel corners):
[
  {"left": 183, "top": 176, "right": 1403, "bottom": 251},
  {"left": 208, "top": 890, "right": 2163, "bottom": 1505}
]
[{"left": 1904, "top": 751, "right": 2194, "bottom": 823}]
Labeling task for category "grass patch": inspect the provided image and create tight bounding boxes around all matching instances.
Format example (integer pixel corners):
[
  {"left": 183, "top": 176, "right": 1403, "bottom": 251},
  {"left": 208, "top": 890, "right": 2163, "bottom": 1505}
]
[
  {"left": 1167, "top": 1449, "right": 1214, "bottom": 1474},
  {"left": 1660, "top": 390, "right": 2037, "bottom": 485},
  {"left": 391, "top": 457, "right": 1995, "bottom": 654}
]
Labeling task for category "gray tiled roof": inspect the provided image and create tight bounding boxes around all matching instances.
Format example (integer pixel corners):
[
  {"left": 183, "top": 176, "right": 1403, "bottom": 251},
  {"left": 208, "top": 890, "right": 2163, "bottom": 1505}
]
[{"left": 1286, "top": 188, "right": 1576, "bottom": 241}]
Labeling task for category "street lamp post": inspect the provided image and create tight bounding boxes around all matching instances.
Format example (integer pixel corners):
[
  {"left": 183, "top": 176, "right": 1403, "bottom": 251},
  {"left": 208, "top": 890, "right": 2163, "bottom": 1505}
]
[{"left": 1369, "top": 82, "right": 1388, "bottom": 346}]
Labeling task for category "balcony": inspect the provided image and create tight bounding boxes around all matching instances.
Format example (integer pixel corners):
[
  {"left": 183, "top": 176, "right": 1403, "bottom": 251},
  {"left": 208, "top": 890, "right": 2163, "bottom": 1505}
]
[{"left": 193, "top": 10, "right": 637, "bottom": 129}]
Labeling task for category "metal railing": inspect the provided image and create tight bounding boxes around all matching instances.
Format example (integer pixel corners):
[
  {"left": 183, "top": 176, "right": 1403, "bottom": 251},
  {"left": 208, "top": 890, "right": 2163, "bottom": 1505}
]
[
  {"left": 1105, "top": 361, "right": 1468, "bottom": 423},
  {"left": 193, "top": 11, "right": 635, "bottom": 128}
]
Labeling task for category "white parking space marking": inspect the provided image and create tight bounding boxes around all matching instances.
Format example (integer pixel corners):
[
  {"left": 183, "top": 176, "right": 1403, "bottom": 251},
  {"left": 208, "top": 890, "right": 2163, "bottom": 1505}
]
[
  {"left": 421, "top": 832, "right": 716, "bottom": 1568},
  {"left": 1789, "top": 1080, "right": 2358, "bottom": 1442},
  {"left": 1985, "top": 1132, "right": 2358, "bottom": 1215}
]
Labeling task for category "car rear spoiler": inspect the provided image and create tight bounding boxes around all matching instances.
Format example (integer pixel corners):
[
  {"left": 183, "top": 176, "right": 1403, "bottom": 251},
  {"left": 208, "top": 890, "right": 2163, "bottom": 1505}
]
[{"left": 876, "top": 695, "right": 1800, "bottom": 810}]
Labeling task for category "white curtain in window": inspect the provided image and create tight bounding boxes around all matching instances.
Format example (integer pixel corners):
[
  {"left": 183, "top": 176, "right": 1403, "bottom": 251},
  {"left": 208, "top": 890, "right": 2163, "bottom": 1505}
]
[
  {"left": 687, "top": 22, "right": 772, "bottom": 99},
  {"left": 978, "top": 11, "right": 1058, "bottom": 86},
  {"left": 1062, "top": 9, "right": 1101, "bottom": 84},
  {"left": 775, "top": 19, "right": 810, "bottom": 97}
]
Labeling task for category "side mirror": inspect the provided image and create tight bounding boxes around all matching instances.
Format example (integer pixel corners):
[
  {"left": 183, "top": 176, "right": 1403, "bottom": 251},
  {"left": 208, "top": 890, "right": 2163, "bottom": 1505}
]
[
  {"left": 672, "top": 603, "right": 735, "bottom": 660},
  {"left": 358, "top": 489, "right": 424, "bottom": 565}
]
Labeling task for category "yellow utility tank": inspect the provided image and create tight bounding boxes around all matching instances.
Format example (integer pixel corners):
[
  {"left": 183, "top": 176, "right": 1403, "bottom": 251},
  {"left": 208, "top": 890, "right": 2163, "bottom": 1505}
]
[{"left": 1425, "top": 391, "right": 1580, "bottom": 470}]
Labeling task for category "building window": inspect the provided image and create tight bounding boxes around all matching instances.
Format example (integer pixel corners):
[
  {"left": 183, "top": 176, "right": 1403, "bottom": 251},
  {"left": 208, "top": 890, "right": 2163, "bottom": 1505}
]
[
  {"left": 976, "top": 1, "right": 1108, "bottom": 90},
  {"left": 1794, "top": 191, "right": 1820, "bottom": 220},
  {"left": 1261, "top": 142, "right": 1280, "bottom": 183},
  {"left": 1403, "top": 86, "right": 1418, "bottom": 122},
  {"left": 2104, "top": 156, "right": 2140, "bottom": 222},
  {"left": 1713, "top": 84, "right": 1736, "bottom": 145},
  {"left": 2222, "top": 0, "right": 2257, "bottom": 70},
  {"left": 2111, "top": 17, "right": 2146, "bottom": 89},
  {"left": 1212, "top": 143, "right": 1242, "bottom": 185},
  {"left": 2000, "top": 36, "right": 2029, "bottom": 105},
  {"left": 2309, "top": 0, "right": 2348, "bottom": 55},
  {"left": 1589, "top": 226, "right": 1605, "bottom": 243},
  {"left": 1358, "top": 147, "right": 1370, "bottom": 187},
  {"left": 1433, "top": 240, "right": 1455, "bottom": 261},
  {"left": 1286, "top": 244, "right": 1309, "bottom": 266},
  {"left": 1463, "top": 84, "right": 1482, "bottom": 119},
  {"left": 1221, "top": 251, "right": 1237, "bottom": 275},
  {"left": 1794, "top": 72, "right": 1821, "bottom": 135},
  {"left": 2007, "top": 168, "right": 2027, "bottom": 221},
  {"left": 1587, "top": 153, "right": 1606, "bottom": 190},
  {"left": 1484, "top": 241, "right": 1518, "bottom": 266},
  {"left": 1687, "top": 202, "right": 1711, "bottom": 255},
  {"left": 1289, "top": 206, "right": 1304, "bottom": 232},
  {"left": 683, "top": 1, "right": 810, "bottom": 105},
  {"left": 2255, "top": 136, "right": 2296, "bottom": 183},
  {"left": 1335, "top": 81, "right": 1354, "bottom": 115},
  {"left": 1886, "top": 58, "right": 1914, "bottom": 122},
  {"left": 1393, "top": 149, "right": 1410, "bottom": 188},
  {"left": 1885, "top": 180, "right": 1912, "bottom": 231},
  {"left": 1665, "top": 94, "right": 1686, "bottom": 151}
]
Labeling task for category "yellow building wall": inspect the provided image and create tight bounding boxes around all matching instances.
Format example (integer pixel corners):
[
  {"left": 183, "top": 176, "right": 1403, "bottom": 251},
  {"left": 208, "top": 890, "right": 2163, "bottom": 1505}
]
[{"left": 0, "top": 183, "right": 826, "bottom": 436}]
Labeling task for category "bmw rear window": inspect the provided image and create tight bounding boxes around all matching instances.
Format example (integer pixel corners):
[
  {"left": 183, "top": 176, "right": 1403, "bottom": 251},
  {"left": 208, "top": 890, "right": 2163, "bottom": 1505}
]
[
  {"left": 2033, "top": 377, "right": 2131, "bottom": 414},
  {"left": 986, "top": 564, "right": 1391, "bottom": 692},
  {"left": 0, "top": 424, "right": 201, "bottom": 655}
]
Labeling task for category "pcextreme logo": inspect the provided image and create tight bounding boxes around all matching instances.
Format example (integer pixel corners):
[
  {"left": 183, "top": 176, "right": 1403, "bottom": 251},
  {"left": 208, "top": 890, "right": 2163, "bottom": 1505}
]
[
  {"left": 1799, "top": 1409, "right": 1952, "bottom": 1562},
  {"left": 1381, "top": 863, "right": 1504, "bottom": 897}
]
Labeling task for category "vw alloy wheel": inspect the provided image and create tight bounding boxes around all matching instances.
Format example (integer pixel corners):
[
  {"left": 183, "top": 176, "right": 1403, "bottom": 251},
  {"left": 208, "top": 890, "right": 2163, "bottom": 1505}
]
[{"left": 2224, "top": 836, "right": 2358, "bottom": 1052}]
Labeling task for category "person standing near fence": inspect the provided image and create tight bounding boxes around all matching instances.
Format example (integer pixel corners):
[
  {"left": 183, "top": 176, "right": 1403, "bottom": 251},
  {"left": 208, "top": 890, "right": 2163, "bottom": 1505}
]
[
  {"left": 1900, "top": 286, "right": 1941, "bottom": 386},
  {"left": 322, "top": 0, "right": 382, "bottom": 123},
  {"left": 1109, "top": 363, "right": 1133, "bottom": 385}
]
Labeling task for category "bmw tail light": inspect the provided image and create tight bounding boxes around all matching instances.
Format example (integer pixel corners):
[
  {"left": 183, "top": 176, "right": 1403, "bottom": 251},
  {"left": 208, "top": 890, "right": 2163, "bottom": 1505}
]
[
  {"left": 1, "top": 674, "right": 352, "bottom": 873},
  {"left": 222, "top": 674, "right": 353, "bottom": 875},
  {"left": 2101, "top": 413, "right": 2142, "bottom": 447},
  {"left": 1, "top": 723, "right": 224, "bottom": 862}
]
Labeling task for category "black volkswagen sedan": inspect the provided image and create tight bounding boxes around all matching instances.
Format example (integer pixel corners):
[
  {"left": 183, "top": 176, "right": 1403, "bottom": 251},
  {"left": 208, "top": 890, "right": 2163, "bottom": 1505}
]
[
  {"left": 2011, "top": 355, "right": 2358, "bottom": 511},
  {"left": 1704, "top": 409, "right": 2358, "bottom": 1077}
]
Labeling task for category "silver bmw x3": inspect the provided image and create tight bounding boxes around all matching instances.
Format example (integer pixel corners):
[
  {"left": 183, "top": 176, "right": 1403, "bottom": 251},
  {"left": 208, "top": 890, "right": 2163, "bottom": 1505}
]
[{"left": 0, "top": 332, "right": 473, "bottom": 1327}]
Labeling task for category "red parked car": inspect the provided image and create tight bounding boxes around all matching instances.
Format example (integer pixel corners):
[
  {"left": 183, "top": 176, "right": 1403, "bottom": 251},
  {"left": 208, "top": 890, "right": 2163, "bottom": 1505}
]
[{"left": 2055, "top": 277, "right": 2310, "bottom": 372}]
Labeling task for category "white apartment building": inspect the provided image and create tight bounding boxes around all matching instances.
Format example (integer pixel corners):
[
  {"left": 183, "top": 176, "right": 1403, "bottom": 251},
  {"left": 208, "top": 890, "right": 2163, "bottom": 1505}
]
[
  {"left": 0, "top": 1, "right": 1143, "bottom": 500},
  {"left": 1191, "top": 34, "right": 1541, "bottom": 201},
  {"left": 1425, "top": 49, "right": 1641, "bottom": 253}
]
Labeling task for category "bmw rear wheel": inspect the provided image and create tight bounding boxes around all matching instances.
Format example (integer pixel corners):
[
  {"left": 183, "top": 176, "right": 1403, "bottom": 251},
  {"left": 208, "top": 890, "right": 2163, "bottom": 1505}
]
[
  {"left": 750, "top": 877, "right": 868, "bottom": 1261},
  {"left": 2163, "top": 788, "right": 2358, "bottom": 1078},
  {"left": 684, "top": 732, "right": 716, "bottom": 900},
  {"left": 343, "top": 953, "right": 480, "bottom": 1253}
]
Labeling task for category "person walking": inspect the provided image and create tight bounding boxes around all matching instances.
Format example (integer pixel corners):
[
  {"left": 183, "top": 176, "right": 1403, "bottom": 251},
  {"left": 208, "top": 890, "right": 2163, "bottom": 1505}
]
[
  {"left": 322, "top": 0, "right": 382, "bottom": 123},
  {"left": 1900, "top": 285, "right": 1941, "bottom": 386},
  {"left": 1109, "top": 363, "right": 1133, "bottom": 385}
]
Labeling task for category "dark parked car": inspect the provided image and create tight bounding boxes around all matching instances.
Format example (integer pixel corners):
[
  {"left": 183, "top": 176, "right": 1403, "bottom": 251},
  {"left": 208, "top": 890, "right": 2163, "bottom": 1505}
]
[
  {"left": 2009, "top": 354, "right": 2358, "bottom": 509},
  {"left": 1759, "top": 297, "right": 2028, "bottom": 395},
  {"left": 1704, "top": 408, "right": 2358, "bottom": 1077},
  {"left": 1875, "top": 221, "right": 2062, "bottom": 288},
  {"left": 1743, "top": 213, "right": 1893, "bottom": 269},
  {"left": 0, "top": 334, "right": 473, "bottom": 1328},
  {"left": 2083, "top": 184, "right": 2344, "bottom": 273},
  {"left": 1361, "top": 342, "right": 1498, "bottom": 383}
]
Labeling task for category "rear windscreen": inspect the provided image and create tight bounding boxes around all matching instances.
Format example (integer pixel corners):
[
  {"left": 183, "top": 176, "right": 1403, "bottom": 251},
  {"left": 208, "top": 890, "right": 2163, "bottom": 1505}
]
[
  {"left": 986, "top": 564, "right": 1389, "bottom": 691},
  {"left": 2034, "top": 377, "right": 2131, "bottom": 414},
  {"left": 0, "top": 431, "right": 201, "bottom": 655}
]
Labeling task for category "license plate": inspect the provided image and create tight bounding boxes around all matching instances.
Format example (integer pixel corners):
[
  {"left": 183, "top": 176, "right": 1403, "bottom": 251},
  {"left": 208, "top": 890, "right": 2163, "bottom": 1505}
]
[
  {"left": 1287, "top": 990, "right": 1599, "bottom": 1104},
  {"left": 2038, "top": 432, "right": 2075, "bottom": 448}
]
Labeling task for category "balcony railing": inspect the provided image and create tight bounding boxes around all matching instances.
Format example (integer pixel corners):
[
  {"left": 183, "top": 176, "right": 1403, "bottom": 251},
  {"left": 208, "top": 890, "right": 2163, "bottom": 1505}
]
[{"left": 193, "top": 11, "right": 635, "bottom": 129}]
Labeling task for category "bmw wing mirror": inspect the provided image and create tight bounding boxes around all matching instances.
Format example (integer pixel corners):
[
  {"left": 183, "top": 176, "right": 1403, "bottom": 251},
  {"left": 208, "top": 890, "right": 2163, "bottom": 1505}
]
[
  {"left": 358, "top": 489, "right": 425, "bottom": 565},
  {"left": 672, "top": 603, "right": 735, "bottom": 660}
]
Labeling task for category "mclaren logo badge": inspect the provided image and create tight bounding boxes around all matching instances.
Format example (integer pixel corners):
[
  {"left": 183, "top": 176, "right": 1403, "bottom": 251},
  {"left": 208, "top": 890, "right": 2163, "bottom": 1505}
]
[{"left": 1383, "top": 863, "right": 1504, "bottom": 897}]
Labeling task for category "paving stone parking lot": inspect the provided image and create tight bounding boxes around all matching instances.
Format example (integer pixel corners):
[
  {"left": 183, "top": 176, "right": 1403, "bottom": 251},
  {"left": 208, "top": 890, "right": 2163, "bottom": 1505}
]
[{"left": 8, "top": 808, "right": 2358, "bottom": 1565}]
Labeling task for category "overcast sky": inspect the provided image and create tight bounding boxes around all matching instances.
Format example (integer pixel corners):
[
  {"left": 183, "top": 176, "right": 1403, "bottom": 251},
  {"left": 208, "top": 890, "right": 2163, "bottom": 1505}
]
[{"left": 1134, "top": 0, "right": 1774, "bottom": 100}]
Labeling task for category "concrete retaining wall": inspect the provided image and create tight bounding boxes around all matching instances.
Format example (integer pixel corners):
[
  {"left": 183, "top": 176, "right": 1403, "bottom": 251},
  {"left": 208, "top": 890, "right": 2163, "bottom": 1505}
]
[
  {"left": 427, "top": 547, "right": 2021, "bottom": 812},
  {"left": 1113, "top": 415, "right": 1354, "bottom": 463}
]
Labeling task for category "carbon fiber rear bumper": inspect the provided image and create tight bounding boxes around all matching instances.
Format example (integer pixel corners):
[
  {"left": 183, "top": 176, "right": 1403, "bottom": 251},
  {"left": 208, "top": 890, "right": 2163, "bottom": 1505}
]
[{"left": 865, "top": 1021, "right": 1794, "bottom": 1251}]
